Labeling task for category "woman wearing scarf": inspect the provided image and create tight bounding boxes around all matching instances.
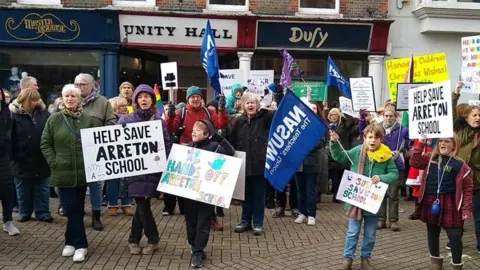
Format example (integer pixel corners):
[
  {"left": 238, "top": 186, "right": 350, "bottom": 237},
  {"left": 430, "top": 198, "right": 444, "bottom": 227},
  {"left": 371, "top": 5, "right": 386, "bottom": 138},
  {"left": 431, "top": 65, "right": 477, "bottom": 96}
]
[
  {"left": 360, "top": 107, "right": 410, "bottom": 231},
  {"left": 41, "top": 84, "right": 98, "bottom": 262},
  {"left": 74, "top": 73, "right": 116, "bottom": 231},
  {"left": 330, "top": 124, "right": 398, "bottom": 270}
]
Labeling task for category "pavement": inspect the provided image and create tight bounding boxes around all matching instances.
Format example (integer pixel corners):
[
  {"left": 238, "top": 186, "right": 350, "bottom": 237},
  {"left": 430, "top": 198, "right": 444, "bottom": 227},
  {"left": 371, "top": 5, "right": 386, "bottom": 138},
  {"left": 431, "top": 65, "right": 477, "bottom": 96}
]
[{"left": 1, "top": 194, "right": 479, "bottom": 270}]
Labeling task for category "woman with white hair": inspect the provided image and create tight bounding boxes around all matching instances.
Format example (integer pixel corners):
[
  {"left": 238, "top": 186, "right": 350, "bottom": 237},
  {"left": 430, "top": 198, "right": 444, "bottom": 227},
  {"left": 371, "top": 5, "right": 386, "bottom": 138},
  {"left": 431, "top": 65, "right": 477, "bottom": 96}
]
[
  {"left": 41, "top": 84, "right": 98, "bottom": 262},
  {"left": 229, "top": 92, "right": 275, "bottom": 236},
  {"left": 74, "top": 73, "right": 116, "bottom": 231}
]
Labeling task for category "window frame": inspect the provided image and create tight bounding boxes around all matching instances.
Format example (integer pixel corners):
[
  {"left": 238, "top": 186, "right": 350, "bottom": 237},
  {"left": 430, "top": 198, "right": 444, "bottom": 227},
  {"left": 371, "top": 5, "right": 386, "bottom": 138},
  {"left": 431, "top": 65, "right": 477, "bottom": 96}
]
[
  {"left": 206, "top": 0, "right": 249, "bottom": 12},
  {"left": 112, "top": 0, "right": 156, "bottom": 7},
  {"left": 297, "top": 0, "right": 340, "bottom": 15},
  {"left": 17, "top": 0, "right": 61, "bottom": 5}
]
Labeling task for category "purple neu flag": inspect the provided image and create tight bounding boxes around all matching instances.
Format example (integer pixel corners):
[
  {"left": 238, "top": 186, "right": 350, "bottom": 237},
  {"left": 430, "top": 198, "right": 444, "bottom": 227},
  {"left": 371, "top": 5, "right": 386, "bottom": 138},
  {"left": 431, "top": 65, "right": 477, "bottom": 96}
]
[{"left": 279, "top": 49, "right": 304, "bottom": 89}]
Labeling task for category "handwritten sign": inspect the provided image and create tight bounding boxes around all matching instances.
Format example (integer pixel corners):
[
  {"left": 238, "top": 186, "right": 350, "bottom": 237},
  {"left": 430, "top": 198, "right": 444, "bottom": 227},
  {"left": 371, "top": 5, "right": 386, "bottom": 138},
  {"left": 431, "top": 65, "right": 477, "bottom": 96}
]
[
  {"left": 461, "top": 68, "right": 480, "bottom": 94},
  {"left": 219, "top": 69, "right": 243, "bottom": 97},
  {"left": 339, "top": 96, "right": 359, "bottom": 118},
  {"left": 157, "top": 144, "right": 242, "bottom": 208},
  {"left": 461, "top": 35, "right": 480, "bottom": 68},
  {"left": 248, "top": 70, "right": 274, "bottom": 90},
  {"left": 396, "top": 83, "right": 432, "bottom": 111},
  {"left": 408, "top": 81, "right": 453, "bottom": 139},
  {"left": 336, "top": 170, "right": 388, "bottom": 214},
  {"left": 349, "top": 77, "right": 376, "bottom": 112},
  {"left": 386, "top": 53, "right": 449, "bottom": 102},
  {"left": 80, "top": 121, "right": 167, "bottom": 183}
]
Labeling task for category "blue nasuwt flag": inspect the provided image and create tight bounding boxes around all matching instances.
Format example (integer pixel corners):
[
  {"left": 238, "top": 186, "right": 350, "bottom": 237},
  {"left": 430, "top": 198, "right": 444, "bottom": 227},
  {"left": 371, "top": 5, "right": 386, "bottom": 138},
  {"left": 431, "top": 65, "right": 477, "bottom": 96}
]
[
  {"left": 326, "top": 56, "right": 352, "bottom": 99},
  {"left": 201, "top": 20, "right": 221, "bottom": 96},
  {"left": 264, "top": 89, "right": 329, "bottom": 191}
]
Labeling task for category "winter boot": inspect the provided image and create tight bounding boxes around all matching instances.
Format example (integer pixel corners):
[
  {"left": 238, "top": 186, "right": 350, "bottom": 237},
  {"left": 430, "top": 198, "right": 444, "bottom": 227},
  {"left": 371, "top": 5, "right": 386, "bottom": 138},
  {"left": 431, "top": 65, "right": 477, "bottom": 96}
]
[
  {"left": 211, "top": 216, "right": 223, "bottom": 231},
  {"left": 342, "top": 258, "right": 353, "bottom": 270},
  {"left": 92, "top": 210, "right": 104, "bottom": 231},
  {"left": 451, "top": 260, "right": 462, "bottom": 270},
  {"left": 429, "top": 256, "right": 443, "bottom": 270},
  {"left": 360, "top": 258, "right": 374, "bottom": 270},
  {"left": 377, "top": 220, "right": 386, "bottom": 230},
  {"left": 108, "top": 207, "right": 119, "bottom": 216}
]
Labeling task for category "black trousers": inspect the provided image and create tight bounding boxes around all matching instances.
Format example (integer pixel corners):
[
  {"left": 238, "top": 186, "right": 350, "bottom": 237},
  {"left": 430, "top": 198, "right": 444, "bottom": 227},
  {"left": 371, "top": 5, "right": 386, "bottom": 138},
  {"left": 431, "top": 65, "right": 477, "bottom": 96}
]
[
  {"left": 427, "top": 223, "right": 462, "bottom": 264},
  {"left": 163, "top": 193, "right": 185, "bottom": 214},
  {"left": 129, "top": 198, "right": 159, "bottom": 244},
  {"left": 330, "top": 169, "right": 344, "bottom": 196},
  {"left": 184, "top": 199, "right": 214, "bottom": 255},
  {"left": 276, "top": 181, "right": 298, "bottom": 209},
  {"left": 59, "top": 186, "right": 88, "bottom": 249}
]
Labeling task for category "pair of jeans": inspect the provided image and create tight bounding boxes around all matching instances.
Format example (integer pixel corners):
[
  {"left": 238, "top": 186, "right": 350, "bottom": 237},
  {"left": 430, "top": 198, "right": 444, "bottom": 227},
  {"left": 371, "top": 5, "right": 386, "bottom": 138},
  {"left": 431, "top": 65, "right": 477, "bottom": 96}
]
[
  {"left": 241, "top": 175, "right": 266, "bottom": 228},
  {"left": 58, "top": 186, "right": 88, "bottom": 249},
  {"left": 129, "top": 198, "right": 159, "bottom": 244},
  {"left": 14, "top": 177, "right": 51, "bottom": 219},
  {"left": 473, "top": 190, "right": 480, "bottom": 250},
  {"left": 427, "top": 223, "right": 462, "bottom": 263},
  {"left": 163, "top": 193, "right": 185, "bottom": 214},
  {"left": 106, "top": 179, "right": 131, "bottom": 207},
  {"left": 344, "top": 216, "right": 379, "bottom": 259},
  {"left": 184, "top": 199, "right": 214, "bottom": 254},
  {"left": 379, "top": 171, "right": 403, "bottom": 222},
  {"left": 88, "top": 181, "right": 103, "bottom": 211},
  {"left": 295, "top": 173, "right": 318, "bottom": 217},
  {"left": 277, "top": 180, "right": 298, "bottom": 209},
  {"left": 2, "top": 200, "right": 13, "bottom": 223}
]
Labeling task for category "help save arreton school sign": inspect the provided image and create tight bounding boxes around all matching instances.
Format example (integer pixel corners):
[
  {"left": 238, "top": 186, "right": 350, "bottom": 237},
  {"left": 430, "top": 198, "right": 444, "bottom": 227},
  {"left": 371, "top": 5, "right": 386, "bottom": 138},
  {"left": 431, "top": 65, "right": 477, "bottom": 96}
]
[{"left": 119, "top": 15, "right": 238, "bottom": 48}]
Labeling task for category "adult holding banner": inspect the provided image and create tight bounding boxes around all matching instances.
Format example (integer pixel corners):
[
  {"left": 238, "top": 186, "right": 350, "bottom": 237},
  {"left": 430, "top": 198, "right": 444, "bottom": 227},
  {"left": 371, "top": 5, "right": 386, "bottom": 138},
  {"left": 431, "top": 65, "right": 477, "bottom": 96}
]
[
  {"left": 229, "top": 92, "right": 275, "bottom": 236},
  {"left": 41, "top": 84, "right": 99, "bottom": 262},
  {"left": 330, "top": 124, "right": 399, "bottom": 270},
  {"left": 119, "top": 84, "right": 172, "bottom": 256}
]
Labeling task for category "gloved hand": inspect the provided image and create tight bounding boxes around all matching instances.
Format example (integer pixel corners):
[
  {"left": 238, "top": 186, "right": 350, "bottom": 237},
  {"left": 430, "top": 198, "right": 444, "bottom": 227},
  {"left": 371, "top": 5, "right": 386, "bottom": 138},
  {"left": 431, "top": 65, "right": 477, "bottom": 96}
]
[
  {"left": 218, "top": 96, "right": 226, "bottom": 111},
  {"left": 121, "top": 122, "right": 127, "bottom": 128},
  {"left": 167, "top": 103, "right": 176, "bottom": 118}
]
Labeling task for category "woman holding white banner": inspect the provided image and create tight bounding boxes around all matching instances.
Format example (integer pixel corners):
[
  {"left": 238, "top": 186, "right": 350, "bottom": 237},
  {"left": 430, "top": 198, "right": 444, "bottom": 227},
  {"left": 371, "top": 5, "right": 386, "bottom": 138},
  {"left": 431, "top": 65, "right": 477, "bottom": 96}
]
[
  {"left": 330, "top": 124, "right": 398, "bottom": 270},
  {"left": 119, "top": 84, "right": 171, "bottom": 256},
  {"left": 41, "top": 84, "right": 99, "bottom": 262},
  {"left": 410, "top": 135, "right": 473, "bottom": 270}
]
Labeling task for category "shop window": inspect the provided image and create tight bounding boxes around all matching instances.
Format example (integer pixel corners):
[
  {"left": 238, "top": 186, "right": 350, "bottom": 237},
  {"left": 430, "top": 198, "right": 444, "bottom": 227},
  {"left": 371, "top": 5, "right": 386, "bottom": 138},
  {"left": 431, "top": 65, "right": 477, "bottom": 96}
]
[
  {"left": 0, "top": 49, "right": 99, "bottom": 104},
  {"left": 112, "top": 0, "right": 156, "bottom": 7},
  {"left": 17, "top": 0, "right": 61, "bottom": 5},
  {"left": 298, "top": 0, "right": 340, "bottom": 14},
  {"left": 207, "top": 0, "right": 249, "bottom": 12}
]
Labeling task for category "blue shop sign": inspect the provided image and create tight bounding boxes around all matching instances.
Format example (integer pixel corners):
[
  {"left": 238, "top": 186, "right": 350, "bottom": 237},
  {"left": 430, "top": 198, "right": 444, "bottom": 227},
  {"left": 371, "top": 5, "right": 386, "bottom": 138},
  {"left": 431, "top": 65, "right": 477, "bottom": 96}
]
[
  {"left": 0, "top": 9, "right": 119, "bottom": 48},
  {"left": 256, "top": 21, "right": 373, "bottom": 52}
]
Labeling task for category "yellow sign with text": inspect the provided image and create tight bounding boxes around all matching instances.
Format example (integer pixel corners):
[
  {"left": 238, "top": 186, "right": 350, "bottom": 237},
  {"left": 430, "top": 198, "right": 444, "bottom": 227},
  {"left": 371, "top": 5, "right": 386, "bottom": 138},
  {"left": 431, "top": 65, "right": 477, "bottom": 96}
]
[{"left": 386, "top": 52, "right": 449, "bottom": 102}]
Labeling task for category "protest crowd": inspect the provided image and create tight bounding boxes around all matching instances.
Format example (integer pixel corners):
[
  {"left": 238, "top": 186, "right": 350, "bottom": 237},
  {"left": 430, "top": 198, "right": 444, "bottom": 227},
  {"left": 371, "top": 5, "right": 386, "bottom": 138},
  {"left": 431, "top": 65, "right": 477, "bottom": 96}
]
[{"left": 0, "top": 48, "right": 479, "bottom": 270}]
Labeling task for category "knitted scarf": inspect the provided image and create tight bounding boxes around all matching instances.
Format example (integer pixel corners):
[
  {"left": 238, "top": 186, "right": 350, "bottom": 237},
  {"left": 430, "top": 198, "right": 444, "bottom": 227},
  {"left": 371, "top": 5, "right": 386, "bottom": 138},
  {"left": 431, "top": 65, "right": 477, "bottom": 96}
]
[
  {"left": 59, "top": 102, "right": 82, "bottom": 118},
  {"left": 346, "top": 145, "right": 368, "bottom": 220},
  {"left": 81, "top": 89, "right": 98, "bottom": 106}
]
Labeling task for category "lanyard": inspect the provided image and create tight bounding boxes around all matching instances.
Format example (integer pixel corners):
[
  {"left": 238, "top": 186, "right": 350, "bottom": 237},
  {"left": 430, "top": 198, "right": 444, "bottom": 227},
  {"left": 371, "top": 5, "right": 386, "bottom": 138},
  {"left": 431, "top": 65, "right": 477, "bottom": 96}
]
[
  {"left": 367, "top": 159, "right": 375, "bottom": 178},
  {"left": 436, "top": 156, "right": 452, "bottom": 197}
]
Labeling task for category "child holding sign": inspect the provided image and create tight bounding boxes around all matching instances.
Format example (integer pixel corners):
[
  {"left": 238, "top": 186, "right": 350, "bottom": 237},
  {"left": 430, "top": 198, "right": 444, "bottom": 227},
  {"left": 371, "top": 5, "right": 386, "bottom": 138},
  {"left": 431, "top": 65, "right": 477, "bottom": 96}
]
[
  {"left": 330, "top": 124, "right": 398, "bottom": 270},
  {"left": 410, "top": 136, "right": 473, "bottom": 270},
  {"left": 186, "top": 120, "right": 235, "bottom": 268}
]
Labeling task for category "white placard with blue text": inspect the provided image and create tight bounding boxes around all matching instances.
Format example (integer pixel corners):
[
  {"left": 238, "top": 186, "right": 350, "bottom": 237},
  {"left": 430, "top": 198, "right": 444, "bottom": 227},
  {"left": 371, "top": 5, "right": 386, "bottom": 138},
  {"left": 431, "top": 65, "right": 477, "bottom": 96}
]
[
  {"left": 157, "top": 144, "right": 242, "bottom": 208},
  {"left": 336, "top": 170, "right": 388, "bottom": 214},
  {"left": 408, "top": 80, "right": 453, "bottom": 139},
  {"left": 219, "top": 69, "right": 243, "bottom": 97},
  {"left": 80, "top": 121, "right": 167, "bottom": 183}
]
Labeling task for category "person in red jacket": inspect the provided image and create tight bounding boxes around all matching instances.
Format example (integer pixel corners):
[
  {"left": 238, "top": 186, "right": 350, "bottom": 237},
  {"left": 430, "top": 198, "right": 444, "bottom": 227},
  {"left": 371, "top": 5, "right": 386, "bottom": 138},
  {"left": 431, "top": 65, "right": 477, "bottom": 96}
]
[{"left": 165, "top": 85, "right": 229, "bottom": 231}]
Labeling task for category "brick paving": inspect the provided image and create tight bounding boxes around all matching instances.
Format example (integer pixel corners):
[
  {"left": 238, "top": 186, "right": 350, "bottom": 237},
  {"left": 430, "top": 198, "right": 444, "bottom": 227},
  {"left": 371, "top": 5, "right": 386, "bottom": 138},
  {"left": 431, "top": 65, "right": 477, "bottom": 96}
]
[{"left": 0, "top": 195, "right": 479, "bottom": 269}]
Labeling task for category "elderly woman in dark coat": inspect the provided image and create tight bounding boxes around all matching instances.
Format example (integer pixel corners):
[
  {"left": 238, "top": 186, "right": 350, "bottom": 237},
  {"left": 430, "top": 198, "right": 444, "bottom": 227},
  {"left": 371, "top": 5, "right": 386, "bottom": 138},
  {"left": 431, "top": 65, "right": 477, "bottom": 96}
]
[
  {"left": 119, "top": 84, "right": 171, "bottom": 256},
  {"left": 0, "top": 89, "right": 20, "bottom": 236}
]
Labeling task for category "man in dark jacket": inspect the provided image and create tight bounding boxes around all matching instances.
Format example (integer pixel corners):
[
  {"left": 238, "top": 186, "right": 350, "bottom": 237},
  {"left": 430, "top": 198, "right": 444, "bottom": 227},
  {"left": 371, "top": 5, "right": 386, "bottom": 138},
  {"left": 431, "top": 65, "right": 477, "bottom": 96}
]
[{"left": 0, "top": 89, "right": 20, "bottom": 235}]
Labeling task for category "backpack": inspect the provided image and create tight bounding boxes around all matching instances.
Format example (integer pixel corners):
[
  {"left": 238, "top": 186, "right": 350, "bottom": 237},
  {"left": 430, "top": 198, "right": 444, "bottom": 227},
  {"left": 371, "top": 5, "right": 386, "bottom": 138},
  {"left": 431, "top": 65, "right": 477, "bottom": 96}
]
[{"left": 172, "top": 107, "right": 212, "bottom": 143}]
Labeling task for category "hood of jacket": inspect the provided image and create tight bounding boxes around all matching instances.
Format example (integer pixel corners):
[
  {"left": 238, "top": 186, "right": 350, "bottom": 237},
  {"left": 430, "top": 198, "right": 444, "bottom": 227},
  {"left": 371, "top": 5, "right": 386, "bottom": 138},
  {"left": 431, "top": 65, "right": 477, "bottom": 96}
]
[{"left": 9, "top": 98, "right": 46, "bottom": 114}]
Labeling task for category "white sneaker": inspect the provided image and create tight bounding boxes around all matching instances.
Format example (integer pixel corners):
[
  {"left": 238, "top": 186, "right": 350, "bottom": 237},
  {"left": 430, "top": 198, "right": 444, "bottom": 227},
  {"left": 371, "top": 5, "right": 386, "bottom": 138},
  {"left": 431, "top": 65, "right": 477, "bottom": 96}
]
[
  {"left": 307, "top": 217, "right": 316, "bottom": 226},
  {"left": 295, "top": 214, "right": 307, "bottom": 224},
  {"left": 3, "top": 221, "right": 20, "bottom": 236},
  {"left": 162, "top": 211, "right": 170, "bottom": 216},
  {"left": 73, "top": 249, "right": 87, "bottom": 262},
  {"left": 62, "top": 245, "right": 75, "bottom": 257}
]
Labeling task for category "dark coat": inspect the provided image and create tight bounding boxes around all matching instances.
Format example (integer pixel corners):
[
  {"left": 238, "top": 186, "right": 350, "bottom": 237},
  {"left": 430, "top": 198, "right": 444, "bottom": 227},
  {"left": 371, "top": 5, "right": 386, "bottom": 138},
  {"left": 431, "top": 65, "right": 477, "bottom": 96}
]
[
  {"left": 10, "top": 100, "right": 51, "bottom": 178},
  {"left": 0, "top": 92, "right": 14, "bottom": 200},
  {"left": 188, "top": 138, "right": 231, "bottom": 156},
  {"left": 328, "top": 117, "right": 359, "bottom": 170},
  {"left": 229, "top": 109, "right": 275, "bottom": 177},
  {"left": 119, "top": 110, "right": 172, "bottom": 198}
]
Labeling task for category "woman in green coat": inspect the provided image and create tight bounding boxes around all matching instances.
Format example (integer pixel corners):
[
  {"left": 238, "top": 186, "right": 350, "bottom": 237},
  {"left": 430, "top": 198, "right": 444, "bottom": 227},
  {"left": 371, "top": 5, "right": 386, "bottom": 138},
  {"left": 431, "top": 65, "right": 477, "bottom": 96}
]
[
  {"left": 41, "top": 84, "right": 97, "bottom": 263},
  {"left": 330, "top": 124, "right": 398, "bottom": 270}
]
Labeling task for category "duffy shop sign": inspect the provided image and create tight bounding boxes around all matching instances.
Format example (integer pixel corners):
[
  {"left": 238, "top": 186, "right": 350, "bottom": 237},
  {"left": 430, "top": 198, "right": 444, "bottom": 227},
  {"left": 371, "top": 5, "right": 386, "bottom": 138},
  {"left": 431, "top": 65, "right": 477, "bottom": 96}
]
[
  {"left": 80, "top": 121, "right": 168, "bottom": 183},
  {"left": 157, "top": 144, "right": 242, "bottom": 208}
]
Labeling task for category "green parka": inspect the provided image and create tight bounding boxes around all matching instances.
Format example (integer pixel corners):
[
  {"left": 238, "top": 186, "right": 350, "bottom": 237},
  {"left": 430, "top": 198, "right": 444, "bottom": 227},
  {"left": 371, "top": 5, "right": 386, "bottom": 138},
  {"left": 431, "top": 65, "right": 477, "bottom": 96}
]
[{"left": 41, "top": 111, "right": 97, "bottom": 187}]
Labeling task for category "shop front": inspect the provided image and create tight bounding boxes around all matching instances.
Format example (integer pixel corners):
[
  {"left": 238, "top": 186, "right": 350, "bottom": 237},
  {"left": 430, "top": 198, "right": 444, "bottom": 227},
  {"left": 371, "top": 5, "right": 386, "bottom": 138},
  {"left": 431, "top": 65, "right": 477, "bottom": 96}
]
[
  {"left": 238, "top": 18, "right": 392, "bottom": 106},
  {"left": 119, "top": 13, "right": 239, "bottom": 102},
  {"left": 0, "top": 8, "right": 120, "bottom": 102}
]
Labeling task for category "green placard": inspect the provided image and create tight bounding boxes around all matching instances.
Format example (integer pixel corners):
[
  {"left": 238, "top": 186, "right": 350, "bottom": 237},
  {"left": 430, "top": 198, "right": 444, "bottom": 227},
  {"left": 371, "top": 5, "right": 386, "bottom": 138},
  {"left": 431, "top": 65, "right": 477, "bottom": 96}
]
[{"left": 292, "top": 80, "right": 328, "bottom": 101}]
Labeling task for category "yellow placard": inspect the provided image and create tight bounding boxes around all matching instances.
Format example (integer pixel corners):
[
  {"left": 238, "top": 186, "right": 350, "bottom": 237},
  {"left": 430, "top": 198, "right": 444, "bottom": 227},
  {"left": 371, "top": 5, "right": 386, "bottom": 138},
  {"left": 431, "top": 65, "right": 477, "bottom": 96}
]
[{"left": 386, "top": 52, "right": 449, "bottom": 102}]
